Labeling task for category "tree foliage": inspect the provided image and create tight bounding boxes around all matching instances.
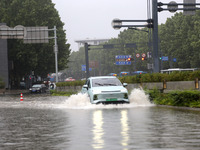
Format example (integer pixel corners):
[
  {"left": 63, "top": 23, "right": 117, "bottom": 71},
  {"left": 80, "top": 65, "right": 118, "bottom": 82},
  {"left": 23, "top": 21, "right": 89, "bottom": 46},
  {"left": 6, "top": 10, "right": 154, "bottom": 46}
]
[
  {"left": 160, "top": 12, "right": 200, "bottom": 69},
  {"left": 67, "top": 29, "right": 150, "bottom": 79},
  {"left": 67, "top": 11, "right": 200, "bottom": 80},
  {"left": 0, "top": 0, "right": 70, "bottom": 83}
]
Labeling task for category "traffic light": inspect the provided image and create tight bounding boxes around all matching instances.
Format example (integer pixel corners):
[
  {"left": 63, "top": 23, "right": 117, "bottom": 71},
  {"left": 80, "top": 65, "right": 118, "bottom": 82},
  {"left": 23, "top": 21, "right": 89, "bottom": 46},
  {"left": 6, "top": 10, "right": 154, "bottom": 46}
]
[
  {"left": 127, "top": 58, "right": 131, "bottom": 61},
  {"left": 126, "top": 57, "right": 133, "bottom": 61},
  {"left": 141, "top": 57, "right": 147, "bottom": 61}
]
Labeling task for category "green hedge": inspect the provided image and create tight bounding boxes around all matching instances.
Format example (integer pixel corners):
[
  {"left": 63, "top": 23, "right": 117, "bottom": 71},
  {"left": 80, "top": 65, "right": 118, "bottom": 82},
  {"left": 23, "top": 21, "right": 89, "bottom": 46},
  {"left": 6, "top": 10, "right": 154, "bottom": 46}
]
[
  {"left": 119, "top": 71, "right": 200, "bottom": 83},
  {"left": 56, "top": 71, "right": 200, "bottom": 87},
  {"left": 148, "top": 89, "right": 200, "bottom": 108},
  {"left": 0, "top": 78, "right": 5, "bottom": 89},
  {"left": 50, "top": 90, "right": 77, "bottom": 96},
  {"left": 56, "top": 80, "right": 85, "bottom": 87}
]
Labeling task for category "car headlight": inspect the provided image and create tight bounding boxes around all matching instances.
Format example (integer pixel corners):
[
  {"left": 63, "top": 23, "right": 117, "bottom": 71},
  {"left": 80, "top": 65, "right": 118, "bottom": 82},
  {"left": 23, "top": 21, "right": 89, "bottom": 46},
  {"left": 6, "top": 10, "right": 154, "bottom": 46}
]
[
  {"left": 121, "top": 88, "right": 127, "bottom": 93},
  {"left": 37, "top": 88, "right": 40, "bottom": 90},
  {"left": 92, "top": 89, "right": 102, "bottom": 94}
]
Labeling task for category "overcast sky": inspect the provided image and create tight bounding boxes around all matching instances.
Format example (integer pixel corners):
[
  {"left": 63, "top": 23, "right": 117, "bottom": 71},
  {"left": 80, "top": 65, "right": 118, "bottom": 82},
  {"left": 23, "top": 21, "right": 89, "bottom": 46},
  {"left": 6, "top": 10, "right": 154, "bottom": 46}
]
[{"left": 51, "top": 0, "right": 198, "bottom": 51}]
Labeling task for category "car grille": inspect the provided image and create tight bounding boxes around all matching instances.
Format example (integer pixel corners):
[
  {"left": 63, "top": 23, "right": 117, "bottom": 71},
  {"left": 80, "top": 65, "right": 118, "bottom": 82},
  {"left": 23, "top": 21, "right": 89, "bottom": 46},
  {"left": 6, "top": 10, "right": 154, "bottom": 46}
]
[
  {"left": 98, "top": 93, "right": 124, "bottom": 99},
  {"left": 101, "top": 90, "right": 121, "bottom": 93}
]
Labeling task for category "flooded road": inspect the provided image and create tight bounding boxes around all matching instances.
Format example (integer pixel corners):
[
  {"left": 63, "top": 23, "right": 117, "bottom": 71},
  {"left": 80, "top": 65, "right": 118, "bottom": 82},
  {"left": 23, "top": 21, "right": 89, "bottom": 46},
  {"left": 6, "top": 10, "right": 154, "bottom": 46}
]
[{"left": 0, "top": 89, "right": 200, "bottom": 150}]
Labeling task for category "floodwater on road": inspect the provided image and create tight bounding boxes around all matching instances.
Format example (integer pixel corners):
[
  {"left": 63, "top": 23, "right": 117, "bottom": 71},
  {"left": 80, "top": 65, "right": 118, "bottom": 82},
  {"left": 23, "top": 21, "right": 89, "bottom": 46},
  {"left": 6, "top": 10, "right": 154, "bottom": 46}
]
[{"left": 0, "top": 89, "right": 200, "bottom": 150}]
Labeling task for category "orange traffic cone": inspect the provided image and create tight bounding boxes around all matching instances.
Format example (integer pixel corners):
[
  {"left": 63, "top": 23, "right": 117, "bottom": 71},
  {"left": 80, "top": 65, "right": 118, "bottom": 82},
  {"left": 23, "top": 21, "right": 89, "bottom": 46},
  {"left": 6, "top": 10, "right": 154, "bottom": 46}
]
[{"left": 20, "top": 93, "right": 23, "bottom": 101}]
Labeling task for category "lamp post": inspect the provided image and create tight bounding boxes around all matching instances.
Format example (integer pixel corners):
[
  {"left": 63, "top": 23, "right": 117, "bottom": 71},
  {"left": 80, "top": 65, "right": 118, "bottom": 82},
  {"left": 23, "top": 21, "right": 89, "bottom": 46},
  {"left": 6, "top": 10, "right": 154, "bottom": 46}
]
[
  {"left": 54, "top": 26, "right": 58, "bottom": 83},
  {"left": 152, "top": 0, "right": 159, "bottom": 73}
]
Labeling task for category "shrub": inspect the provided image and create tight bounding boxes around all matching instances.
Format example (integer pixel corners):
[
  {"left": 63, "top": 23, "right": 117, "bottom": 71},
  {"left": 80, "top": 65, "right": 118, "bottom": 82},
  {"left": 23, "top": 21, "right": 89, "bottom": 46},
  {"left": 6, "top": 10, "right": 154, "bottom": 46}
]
[
  {"left": 50, "top": 90, "right": 77, "bottom": 96},
  {"left": 147, "top": 89, "right": 200, "bottom": 108},
  {"left": 0, "top": 78, "right": 5, "bottom": 89},
  {"left": 56, "top": 80, "right": 85, "bottom": 87}
]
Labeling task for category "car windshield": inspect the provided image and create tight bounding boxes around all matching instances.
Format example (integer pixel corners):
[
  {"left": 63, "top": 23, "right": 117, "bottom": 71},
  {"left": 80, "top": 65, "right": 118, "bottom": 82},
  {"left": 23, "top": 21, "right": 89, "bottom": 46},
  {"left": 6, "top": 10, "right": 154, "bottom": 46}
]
[
  {"left": 92, "top": 78, "right": 122, "bottom": 87},
  {"left": 32, "top": 85, "right": 42, "bottom": 88}
]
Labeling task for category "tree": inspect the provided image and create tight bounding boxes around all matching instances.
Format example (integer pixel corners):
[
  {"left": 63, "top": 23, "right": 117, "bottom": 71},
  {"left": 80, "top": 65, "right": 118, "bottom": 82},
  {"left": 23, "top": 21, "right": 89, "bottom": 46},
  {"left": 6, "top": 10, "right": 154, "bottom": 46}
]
[
  {"left": 159, "top": 11, "right": 200, "bottom": 69},
  {"left": 66, "top": 11, "right": 200, "bottom": 80},
  {"left": 0, "top": 0, "right": 70, "bottom": 86}
]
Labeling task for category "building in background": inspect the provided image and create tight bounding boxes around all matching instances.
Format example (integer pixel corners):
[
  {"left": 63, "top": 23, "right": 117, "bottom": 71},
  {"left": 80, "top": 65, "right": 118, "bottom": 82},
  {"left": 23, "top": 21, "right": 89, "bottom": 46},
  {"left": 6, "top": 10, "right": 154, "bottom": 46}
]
[
  {"left": 75, "top": 38, "right": 110, "bottom": 49},
  {"left": 0, "top": 23, "right": 9, "bottom": 89}
]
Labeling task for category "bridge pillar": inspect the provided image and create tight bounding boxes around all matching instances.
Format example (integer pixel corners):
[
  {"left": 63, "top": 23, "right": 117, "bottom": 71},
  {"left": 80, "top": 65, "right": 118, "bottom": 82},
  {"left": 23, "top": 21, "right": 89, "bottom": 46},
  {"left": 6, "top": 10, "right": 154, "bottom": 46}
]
[{"left": 0, "top": 23, "right": 9, "bottom": 89}]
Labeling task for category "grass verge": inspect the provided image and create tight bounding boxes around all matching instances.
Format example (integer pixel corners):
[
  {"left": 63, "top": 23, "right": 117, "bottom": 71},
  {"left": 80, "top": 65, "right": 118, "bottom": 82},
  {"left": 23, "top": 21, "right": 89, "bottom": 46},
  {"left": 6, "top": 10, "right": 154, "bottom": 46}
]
[
  {"left": 147, "top": 89, "right": 200, "bottom": 108},
  {"left": 50, "top": 90, "right": 77, "bottom": 96}
]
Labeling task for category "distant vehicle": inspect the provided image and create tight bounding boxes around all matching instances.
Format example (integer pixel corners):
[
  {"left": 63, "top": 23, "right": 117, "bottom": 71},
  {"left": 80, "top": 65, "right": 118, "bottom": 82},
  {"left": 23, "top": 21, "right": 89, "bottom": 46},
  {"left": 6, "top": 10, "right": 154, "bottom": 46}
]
[
  {"left": 119, "top": 72, "right": 130, "bottom": 77},
  {"left": 81, "top": 76, "right": 129, "bottom": 104},
  {"left": 29, "top": 84, "right": 47, "bottom": 93},
  {"left": 43, "top": 78, "right": 50, "bottom": 87},
  {"left": 47, "top": 72, "right": 67, "bottom": 82},
  {"left": 20, "top": 82, "right": 26, "bottom": 89},
  {"left": 131, "top": 71, "right": 147, "bottom": 75},
  {"left": 107, "top": 73, "right": 117, "bottom": 76},
  {"left": 65, "top": 77, "right": 75, "bottom": 82},
  {"left": 160, "top": 68, "right": 198, "bottom": 74}
]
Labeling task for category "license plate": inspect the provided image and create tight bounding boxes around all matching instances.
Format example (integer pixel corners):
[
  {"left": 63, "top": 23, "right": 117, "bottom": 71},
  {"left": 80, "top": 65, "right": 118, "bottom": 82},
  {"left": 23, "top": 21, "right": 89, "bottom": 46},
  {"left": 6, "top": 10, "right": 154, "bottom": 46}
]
[{"left": 106, "top": 98, "right": 117, "bottom": 101}]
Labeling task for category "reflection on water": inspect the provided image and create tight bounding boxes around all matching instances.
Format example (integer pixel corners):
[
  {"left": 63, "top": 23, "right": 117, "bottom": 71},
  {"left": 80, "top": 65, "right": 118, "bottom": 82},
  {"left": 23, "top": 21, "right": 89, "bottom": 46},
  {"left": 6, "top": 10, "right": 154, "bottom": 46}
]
[
  {"left": 92, "top": 110, "right": 104, "bottom": 149},
  {"left": 120, "top": 110, "right": 129, "bottom": 149},
  {"left": 1, "top": 94, "right": 200, "bottom": 149}
]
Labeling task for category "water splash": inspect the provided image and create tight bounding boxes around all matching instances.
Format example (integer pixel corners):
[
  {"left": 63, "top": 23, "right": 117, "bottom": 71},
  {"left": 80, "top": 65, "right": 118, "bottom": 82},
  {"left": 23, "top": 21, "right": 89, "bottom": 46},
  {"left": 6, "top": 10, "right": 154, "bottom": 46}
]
[
  {"left": 0, "top": 88, "right": 153, "bottom": 109},
  {"left": 64, "top": 88, "right": 154, "bottom": 109},
  {"left": 65, "top": 93, "right": 93, "bottom": 108},
  {"left": 129, "top": 88, "right": 152, "bottom": 106}
]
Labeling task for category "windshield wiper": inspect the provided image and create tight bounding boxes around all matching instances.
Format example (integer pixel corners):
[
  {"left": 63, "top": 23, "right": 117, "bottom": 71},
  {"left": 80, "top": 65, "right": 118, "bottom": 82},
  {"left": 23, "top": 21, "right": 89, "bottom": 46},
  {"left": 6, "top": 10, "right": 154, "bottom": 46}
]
[
  {"left": 103, "top": 83, "right": 117, "bottom": 86},
  {"left": 95, "top": 83, "right": 104, "bottom": 86}
]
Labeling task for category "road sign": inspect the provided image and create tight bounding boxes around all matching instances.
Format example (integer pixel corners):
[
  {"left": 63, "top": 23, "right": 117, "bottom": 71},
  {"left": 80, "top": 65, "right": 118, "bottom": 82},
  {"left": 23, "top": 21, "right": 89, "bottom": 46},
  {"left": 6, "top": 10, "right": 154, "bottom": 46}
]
[
  {"left": 147, "top": 52, "right": 152, "bottom": 58},
  {"left": 115, "top": 61, "right": 131, "bottom": 65},
  {"left": 116, "top": 59, "right": 126, "bottom": 62},
  {"left": 82, "top": 65, "right": 92, "bottom": 71},
  {"left": 162, "top": 56, "right": 168, "bottom": 61},
  {"left": 184, "top": 0, "right": 196, "bottom": 15},
  {"left": 115, "top": 55, "right": 131, "bottom": 59},
  {"left": 147, "top": 63, "right": 153, "bottom": 69},
  {"left": 125, "top": 43, "right": 136, "bottom": 48},
  {"left": 136, "top": 53, "right": 140, "bottom": 58},
  {"left": 0, "top": 25, "right": 25, "bottom": 39},
  {"left": 173, "top": 58, "right": 177, "bottom": 62},
  {"left": 168, "top": 1, "right": 178, "bottom": 13},
  {"left": 89, "top": 61, "right": 99, "bottom": 68},
  {"left": 142, "top": 53, "right": 146, "bottom": 58},
  {"left": 23, "top": 26, "right": 49, "bottom": 43},
  {"left": 103, "top": 44, "right": 114, "bottom": 49}
]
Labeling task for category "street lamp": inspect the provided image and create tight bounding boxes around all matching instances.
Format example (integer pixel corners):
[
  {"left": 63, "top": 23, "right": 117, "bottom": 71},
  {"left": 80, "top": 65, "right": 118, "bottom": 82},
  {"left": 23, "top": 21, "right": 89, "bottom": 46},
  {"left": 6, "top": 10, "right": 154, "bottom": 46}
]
[
  {"left": 53, "top": 26, "right": 58, "bottom": 83},
  {"left": 111, "top": 19, "right": 153, "bottom": 29},
  {"left": 111, "top": 18, "right": 122, "bottom": 30}
]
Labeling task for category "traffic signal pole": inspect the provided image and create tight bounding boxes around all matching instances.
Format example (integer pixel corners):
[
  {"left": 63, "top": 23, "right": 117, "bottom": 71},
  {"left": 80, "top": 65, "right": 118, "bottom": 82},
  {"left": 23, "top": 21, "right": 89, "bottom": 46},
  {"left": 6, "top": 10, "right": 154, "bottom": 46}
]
[
  {"left": 84, "top": 43, "right": 90, "bottom": 79},
  {"left": 54, "top": 26, "right": 58, "bottom": 83},
  {"left": 152, "top": 0, "right": 159, "bottom": 73}
]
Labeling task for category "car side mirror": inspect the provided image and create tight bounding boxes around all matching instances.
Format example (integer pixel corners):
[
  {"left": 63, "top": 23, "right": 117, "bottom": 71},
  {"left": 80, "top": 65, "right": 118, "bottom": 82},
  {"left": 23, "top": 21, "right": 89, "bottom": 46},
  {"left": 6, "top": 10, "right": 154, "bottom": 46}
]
[
  {"left": 83, "top": 85, "right": 88, "bottom": 89},
  {"left": 123, "top": 83, "right": 128, "bottom": 87}
]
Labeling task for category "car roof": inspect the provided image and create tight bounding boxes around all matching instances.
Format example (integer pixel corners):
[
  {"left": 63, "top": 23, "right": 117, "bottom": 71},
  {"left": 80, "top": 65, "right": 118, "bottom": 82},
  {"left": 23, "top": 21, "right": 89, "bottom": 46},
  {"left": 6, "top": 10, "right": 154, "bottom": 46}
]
[{"left": 88, "top": 76, "right": 117, "bottom": 80}]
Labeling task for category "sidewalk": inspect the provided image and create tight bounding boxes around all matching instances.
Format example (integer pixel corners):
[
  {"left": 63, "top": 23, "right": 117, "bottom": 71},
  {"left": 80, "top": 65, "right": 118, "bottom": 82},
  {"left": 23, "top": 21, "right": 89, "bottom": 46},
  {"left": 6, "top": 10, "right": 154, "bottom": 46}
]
[{"left": 0, "top": 89, "right": 30, "bottom": 95}]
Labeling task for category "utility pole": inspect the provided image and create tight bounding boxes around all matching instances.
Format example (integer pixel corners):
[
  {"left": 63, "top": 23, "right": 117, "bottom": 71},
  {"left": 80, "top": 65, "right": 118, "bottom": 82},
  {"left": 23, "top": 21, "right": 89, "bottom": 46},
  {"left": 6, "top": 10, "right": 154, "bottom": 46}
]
[
  {"left": 152, "top": 0, "right": 159, "bottom": 73},
  {"left": 54, "top": 26, "right": 58, "bottom": 83},
  {"left": 84, "top": 43, "right": 90, "bottom": 79}
]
